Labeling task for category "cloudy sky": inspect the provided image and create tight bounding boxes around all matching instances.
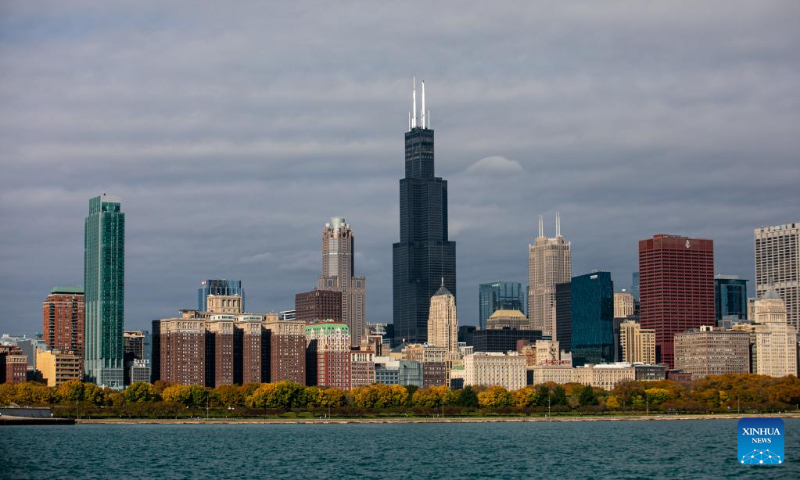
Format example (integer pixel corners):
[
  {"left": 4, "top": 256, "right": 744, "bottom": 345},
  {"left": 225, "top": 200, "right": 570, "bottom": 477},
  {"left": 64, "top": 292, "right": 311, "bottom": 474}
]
[{"left": 1, "top": 1, "right": 798, "bottom": 334}]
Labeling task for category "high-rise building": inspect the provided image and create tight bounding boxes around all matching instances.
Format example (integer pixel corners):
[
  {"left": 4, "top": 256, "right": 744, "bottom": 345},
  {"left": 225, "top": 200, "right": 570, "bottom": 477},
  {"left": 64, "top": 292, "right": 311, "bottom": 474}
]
[
  {"left": 427, "top": 284, "right": 458, "bottom": 354},
  {"left": 619, "top": 321, "right": 656, "bottom": 365},
  {"left": 35, "top": 349, "right": 82, "bottom": 387},
  {"left": 478, "top": 282, "right": 525, "bottom": 330},
  {"left": 639, "top": 234, "right": 714, "bottom": 368},
  {"left": 350, "top": 349, "right": 375, "bottom": 389},
  {"left": 613, "top": 291, "right": 635, "bottom": 319},
  {"left": 84, "top": 194, "right": 125, "bottom": 388},
  {"left": 486, "top": 310, "right": 528, "bottom": 330},
  {"left": 263, "top": 318, "right": 306, "bottom": 385},
  {"left": 0, "top": 345, "right": 28, "bottom": 384},
  {"left": 205, "top": 317, "right": 235, "bottom": 387},
  {"left": 631, "top": 272, "right": 640, "bottom": 302},
  {"left": 295, "top": 289, "right": 342, "bottom": 323},
  {"left": 206, "top": 295, "right": 243, "bottom": 314},
  {"left": 464, "top": 352, "right": 526, "bottom": 391},
  {"left": 714, "top": 274, "right": 748, "bottom": 322},
  {"left": 755, "top": 223, "right": 800, "bottom": 330},
  {"left": 158, "top": 318, "right": 206, "bottom": 386},
  {"left": 317, "top": 217, "right": 367, "bottom": 347},
  {"left": 570, "top": 272, "right": 615, "bottom": 367},
  {"left": 753, "top": 290, "right": 798, "bottom": 377},
  {"left": 674, "top": 326, "right": 750, "bottom": 379},
  {"left": 472, "top": 329, "right": 543, "bottom": 353},
  {"left": 123, "top": 330, "right": 148, "bottom": 386},
  {"left": 198, "top": 279, "right": 244, "bottom": 312},
  {"left": 305, "top": 323, "right": 351, "bottom": 390},
  {"left": 555, "top": 282, "right": 572, "bottom": 352},
  {"left": 42, "top": 287, "right": 84, "bottom": 354},
  {"left": 393, "top": 78, "right": 456, "bottom": 345},
  {"left": 528, "top": 214, "right": 572, "bottom": 337}
]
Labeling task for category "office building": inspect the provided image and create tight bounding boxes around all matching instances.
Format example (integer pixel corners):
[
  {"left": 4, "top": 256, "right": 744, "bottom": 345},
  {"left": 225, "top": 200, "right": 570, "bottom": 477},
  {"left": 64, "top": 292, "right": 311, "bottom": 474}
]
[
  {"left": 0, "top": 345, "right": 28, "bottom": 384},
  {"left": 464, "top": 352, "right": 526, "bottom": 391},
  {"left": 639, "top": 234, "right": 715, "bottom": 368},
  {"left": 631, "top": 272, "right": 640, "bottom": 302},
  {"left": 295, "top": 289, "right": 342, "bottom": 323},
  {"left": 42, "top": 286, "right": 84, "bottom": 353},
  {"left": 398, "top": 360, "right": 424, "bottom": 387},
  {"left": 714, "top": 274, "right": 748, "bottom": 322},
  {"left": 674, "top": 326, "right": 750, "bottom": 379},
  {"left": 486, "top": 310, "right": 528, "bottom": 330},
  {"left": 755, "top": 223, "right": 800, "bottom": 330},
  {"left": 129, "top": 359, "right": 151, "bottom": 384},
  {"left": 479, "top": 282, "right": 525, "bottom": 330},
  {"left": 317, "top": 217, "right": 367, "bottom": 346},
  {"left": 570, "top": 272, "right": 614, "bottom": 367},
  {"left": 427, "top": 284, "right": 458, "bottom": 353},
  {"left": 350, "top": 349, "right": 376, "bottom": 389},
  {"left": 458, "top": 326, "right": 476, "bottom": 346},
  {"left": 619, "top": 321, "right": 656, "bottom": 365},
  {"left": 614, "top": 291, "right": 635, "bottom": 319},
  {"left": 555, "top": 282, "right": 572, "bottom": 352},
  {"left": 473, "top": 328, "right": 543, "bottom": 353},
  {"left": 753, "top": 291, "right": 798, "bottom": 377},
  {"left": 123, "top": 330, "right": 148, "bottom": 385},
  {"left": 84, "top": 194, "right": 125, "bottom": 388},
  {"left": 198, "top": 279, "right": 244, "bottom": 312},
  {"left": 393, "top": 78, "right": 456, "bottom": 345},
  {"left": 305, "top": 323, "right": 351, "bottom": 390},
  {"left": 528, "top": 214, "right": 572, "bottom": 337},
  {"left": 36, "top": 349, "right": 82, "bottom": 387},
  {"left": 374, "top": 356, "right": 401, "bottom": 385}
]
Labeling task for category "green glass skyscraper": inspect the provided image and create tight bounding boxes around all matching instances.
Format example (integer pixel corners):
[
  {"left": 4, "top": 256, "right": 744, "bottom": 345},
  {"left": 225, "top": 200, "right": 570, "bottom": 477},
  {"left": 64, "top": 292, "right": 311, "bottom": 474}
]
[{"left": 84, "top": 194, "right": 125, "bottom": 388}]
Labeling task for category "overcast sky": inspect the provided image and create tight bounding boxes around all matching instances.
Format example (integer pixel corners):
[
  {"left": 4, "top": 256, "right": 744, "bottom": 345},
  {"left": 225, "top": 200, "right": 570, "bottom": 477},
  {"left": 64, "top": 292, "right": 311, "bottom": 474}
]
[{"left": 1, "top": 1, "right": 798, "bottom": 335}]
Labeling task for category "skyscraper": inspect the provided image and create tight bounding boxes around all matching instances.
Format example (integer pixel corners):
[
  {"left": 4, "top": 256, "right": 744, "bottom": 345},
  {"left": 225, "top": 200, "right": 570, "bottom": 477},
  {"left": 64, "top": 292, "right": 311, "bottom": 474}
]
[
  {"left": 42, "top": 286, "right": 84, "bottom": 353},
  {"left": 427, "top": 283, "right": 458, "bottom": 354},
  {"left": 714, "top": 274, "right": 748, "bottom": 322},
  {"left": 198, "top": 279, "right": 244, "bottom": 311},
  {"left": 478, "top": 282, "right": 525, "bottom": 330},
  {"left": 528, "top": 214, "right": 572, "bottom": 337},
  {"left": 570, "top": 272, "right": 615, "bottom": 367},
  {"left": 393, "top": 78, "right": 456, "bottom": 345},
  {"left": 639, "top": 234, "right": 714, "bottom": 368},
  {"left": 84, "top": 194, "right": 125, "bottom": 388},
  {"left": 753, "top": 290, "right": 798, "bottom": 378},
  {"left": 317, "top": 217, "right": 366, "bottom": 346},
  {"left": 755, "top": 223, "right": 800, "bottom": 330}
]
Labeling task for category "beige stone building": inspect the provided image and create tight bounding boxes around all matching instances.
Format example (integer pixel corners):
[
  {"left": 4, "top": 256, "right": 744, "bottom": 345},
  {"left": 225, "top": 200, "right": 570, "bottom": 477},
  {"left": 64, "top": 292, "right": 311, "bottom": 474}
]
[
  {"left": 619, "top": 321, "right": 656, "bottom": 364},
  {"left": 753, "top": 291, "right": 798, "bottom": 377},
  {"left": 402, "top": 344, "right": 447, "bottom": 363},
  {"left": 464, "top": 352, "right": 526, "bottom": 391},
  {"left": 755, "top": 223, "right": 800, "bottom": 330},
  {"left": 674, "top": 326, "right": 750, "bottom": 379},
  {"left": 614, "top": 291, "right": 635, "bottom": 319},
  {"left": 532, "top": 363, "right": 641, "bottom": 390},
  {"left": 350, "top": 349, "right": 375, "bottom": 389},
  {"left": 36, "top": 349, "right": 82, "bottom": 387},
  {"left": 427, "top": 285, "right": 458, "bottom": 353},
  {"left": 528, "top": 214, "right": 572, "bottom": 337},
  {"left": 206, "top": 294, "right": 243, "bottom": 314},
  {"left": 486, "top": 309, "right": 528, "bottom": 330}
]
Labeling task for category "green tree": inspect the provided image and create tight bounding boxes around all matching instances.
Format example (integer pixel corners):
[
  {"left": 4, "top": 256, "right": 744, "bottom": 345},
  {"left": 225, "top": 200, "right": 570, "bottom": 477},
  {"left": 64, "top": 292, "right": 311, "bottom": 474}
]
[
  {"left": 456, "top": 386, "right": 479, "bottom": 408},
  {"left": 212, "top": 384, "right": 243, "bottom": 408},
  {"left": 124, "top": 382, "right": 160, "bottom": 403},
  {"left": 578, "top": 385, "right": 597, "bottom": 406}
]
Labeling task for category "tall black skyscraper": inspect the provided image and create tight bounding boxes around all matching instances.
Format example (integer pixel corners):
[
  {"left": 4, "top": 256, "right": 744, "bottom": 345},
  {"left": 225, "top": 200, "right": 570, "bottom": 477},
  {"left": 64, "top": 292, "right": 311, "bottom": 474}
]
[{"left": 393, "top": 78, "right": 456, "bottom": 345}]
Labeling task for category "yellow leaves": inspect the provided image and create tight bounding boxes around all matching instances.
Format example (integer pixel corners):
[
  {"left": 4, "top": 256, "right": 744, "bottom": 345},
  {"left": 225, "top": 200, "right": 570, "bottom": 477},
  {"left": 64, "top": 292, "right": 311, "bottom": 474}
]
[{"left": 477, "top": 386, "right": 512, "bottom": 408}]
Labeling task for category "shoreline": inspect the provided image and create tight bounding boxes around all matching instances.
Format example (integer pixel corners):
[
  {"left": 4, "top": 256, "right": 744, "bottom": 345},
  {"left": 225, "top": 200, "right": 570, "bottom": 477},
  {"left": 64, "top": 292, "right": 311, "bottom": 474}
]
[{"left": 74, "top": 413, "right": 799, "bottom": 425}]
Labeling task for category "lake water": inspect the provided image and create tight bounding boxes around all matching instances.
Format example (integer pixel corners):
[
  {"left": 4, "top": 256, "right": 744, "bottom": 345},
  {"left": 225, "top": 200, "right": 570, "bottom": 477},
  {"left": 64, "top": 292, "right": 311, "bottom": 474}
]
[{"left": 3, "top": 419, "right": 799, "bottom": 479}]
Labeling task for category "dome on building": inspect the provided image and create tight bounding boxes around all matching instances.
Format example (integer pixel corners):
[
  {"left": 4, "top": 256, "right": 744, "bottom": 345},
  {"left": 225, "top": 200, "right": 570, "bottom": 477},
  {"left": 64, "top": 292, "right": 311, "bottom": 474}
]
[
  {"left": 488, "top": 309, "right": 526, "bottom": 320},
  {"left": 763, "top": 289, "right": 782, "bottom": 300}
]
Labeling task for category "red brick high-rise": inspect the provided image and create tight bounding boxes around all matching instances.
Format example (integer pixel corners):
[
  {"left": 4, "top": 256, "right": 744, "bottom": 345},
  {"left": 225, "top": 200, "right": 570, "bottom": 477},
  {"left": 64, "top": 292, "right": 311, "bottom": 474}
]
[
  {"left": 42, "top": 287, "right": 85, "bottom": 353},
  {"left": 639, "top": 235, "right": 714, "bottom": 368},
  {"left": 295, "top": 289, "right": 342, "bottom": 324}
]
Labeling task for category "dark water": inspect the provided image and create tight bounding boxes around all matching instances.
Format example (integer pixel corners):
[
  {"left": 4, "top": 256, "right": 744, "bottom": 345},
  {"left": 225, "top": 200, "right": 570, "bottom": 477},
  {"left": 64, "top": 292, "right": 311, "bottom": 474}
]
[{"left": 3, "top": 419, "right": 799, "bottom": 479}]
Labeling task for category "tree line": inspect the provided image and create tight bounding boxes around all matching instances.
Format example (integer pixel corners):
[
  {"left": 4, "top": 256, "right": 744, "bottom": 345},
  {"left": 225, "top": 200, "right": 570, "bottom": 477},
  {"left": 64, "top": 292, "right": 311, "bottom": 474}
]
[{"left": 1, "top": 373, "right": 798, "bottom": 418}]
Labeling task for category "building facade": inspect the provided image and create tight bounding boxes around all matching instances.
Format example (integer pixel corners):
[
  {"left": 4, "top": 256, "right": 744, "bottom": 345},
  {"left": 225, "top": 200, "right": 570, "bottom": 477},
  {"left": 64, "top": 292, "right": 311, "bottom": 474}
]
[
  {"left": 472, "top": 328, "right": 543, "bottom": 353},
  {"left": 619, "top": 321, "right": 656, "bottom": 365},
  {"left": 42, "top": 286, "right": 84, "bottom": 353},
  {"left": 486, "top": 309, "right": 528, "bottom": 330},
  {"left": 84, "top": 194, "right": 125, "bottom": 388},
  {"left": 36, "top": 349, "right": 82, "bottom": 387},
  {"left": 614, "top": 291, "right": 635, "bottom": 319},
  {"left": 555, "top": 282, "right": 572, "bottom": 352},
  {"left": 305, "top": 323, "right": 351, "bottom": 390},
  {"left": 295, "top": 289, "right": 342, "bottom": 324},
  {"left": 570, "top": 272, "right": 615, "bottom": 367},
  {"left": 350, "top": 349, "right": 375, "bottom": 389},
  {"left": 427, "top": 285, "right": 458, "bottom": 353},
  {"left": 528, "top": 214, "right": 572, "bottom": 338},
  {"left": 393, "top": 79, "right": 456, "bottom": 345},
  {"left": 478, "top": 282, "right": 525, "bottom": 330},
  {"left": 464, "top": 353, "right": 526, "bottom": 391},
  {"left": 317, "top": 217, "right": 367, "bottom": 346},
  {"left": 0, "top": 346, "right": 28, "bottom": 384},
  {"left": 755, "top": 223, "right": 800, "bottom": 330},
  {"left": 674, "top": 327, "right": 750, "bottom": 379},
  {"left": 639, "top": 234, "right": 715, "bottom": 368},
  {"left": 714, "top": 274, "right": 748, "bottom": 322},
  {"left": 198, "top": 279, "right": 244, "bottom": 312},
  {"left": 753, "top": 291, "right": 798, "bottom": 377}
]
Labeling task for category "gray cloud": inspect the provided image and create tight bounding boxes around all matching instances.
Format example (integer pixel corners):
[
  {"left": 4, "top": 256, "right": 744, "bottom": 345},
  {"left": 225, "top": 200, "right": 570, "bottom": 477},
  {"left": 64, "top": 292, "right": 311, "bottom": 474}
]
[{"left": 1, "top": 1, "right": 799, "bottom": 333}]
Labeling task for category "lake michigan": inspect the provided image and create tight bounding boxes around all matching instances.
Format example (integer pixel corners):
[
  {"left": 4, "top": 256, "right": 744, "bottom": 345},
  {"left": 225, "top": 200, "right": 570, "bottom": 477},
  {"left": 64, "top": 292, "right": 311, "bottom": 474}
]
[{"left": 3, "top": 419, "right": 798, "bottom": 479}]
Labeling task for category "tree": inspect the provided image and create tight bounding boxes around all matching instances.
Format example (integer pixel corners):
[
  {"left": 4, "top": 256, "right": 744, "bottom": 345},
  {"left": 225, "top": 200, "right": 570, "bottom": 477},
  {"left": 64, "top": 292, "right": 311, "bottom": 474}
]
[
  {"left": 551, "top": 385, "right": 567, "bottom": 406},
  {"left": 605, "top": 395, "right": 621, "bottom": 410},
  {"left": 456, "top": 386, "right": 479, "bottom": 408},
  {"left": 56, "top": 380, "right": 85, "bottom": 403},
  {"left": 645, "top": 388, "right": 673, "bottom": 406},
  {"left": 162, "top": 385, "right": 194, "bottom": 406},
  {"left": 477, "top": 386, "right": 512, "bottom": 408},
  {"left": 412, "top": 386, "right": 454, "bottom": 408},
  {"left": 12, "top": 382, "right": 52, "bottom": 406},
  {"left": 124, "top": 382, "right": 160, "bottom": 403},
  {"left": 578, "top": 385, "right": 597, "bottom": 406},
  {"left": 514, "top": 387, "right": 540, "bottom": 408},
  {"left": 213, "top": 384, "right": 244, "bottom": 408}
]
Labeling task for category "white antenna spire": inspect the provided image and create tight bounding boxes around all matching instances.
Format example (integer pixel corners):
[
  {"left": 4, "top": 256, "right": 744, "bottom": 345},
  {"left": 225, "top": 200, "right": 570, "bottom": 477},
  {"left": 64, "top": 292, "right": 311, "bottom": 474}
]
[
  {"left": 538, "top": 215, "right": 544, "bottom": 238},
  {"left": 556, "top": 212, "right": 561, "bottom": 237},
  {"left": 411, "top": 76, "right": 417, "bottom": 129},
  {"left": 421, "top": 80, "right": 426, "bottom": 129}
]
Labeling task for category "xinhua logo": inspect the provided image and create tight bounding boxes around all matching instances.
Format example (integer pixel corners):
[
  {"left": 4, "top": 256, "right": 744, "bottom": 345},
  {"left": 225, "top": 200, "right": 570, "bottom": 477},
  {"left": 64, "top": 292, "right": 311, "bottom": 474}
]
[{"left": 738, "top": 418, "right": 784, "bottom": 465}]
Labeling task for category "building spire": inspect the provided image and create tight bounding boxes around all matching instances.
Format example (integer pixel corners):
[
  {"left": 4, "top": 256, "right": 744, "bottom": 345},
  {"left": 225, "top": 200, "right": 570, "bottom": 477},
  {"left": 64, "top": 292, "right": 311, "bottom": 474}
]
[
  {"left": 538, "top": 215, "right": 544, "bottom": 238},
  {"left": 411, "top": 76, "right": 417, "bottom": 129},
  {"left": 421, "top": 80, "right": 426, "bottom": 129},
  {"left": 556, "top": 212, "right": 561, "bottom": 237}
]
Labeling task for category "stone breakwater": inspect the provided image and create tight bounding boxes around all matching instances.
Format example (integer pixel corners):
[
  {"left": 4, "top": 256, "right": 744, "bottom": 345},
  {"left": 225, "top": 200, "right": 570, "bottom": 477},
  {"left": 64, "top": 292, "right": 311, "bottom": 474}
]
[{"left": 76, "top": 413, "right": 797, "bottom": 425}]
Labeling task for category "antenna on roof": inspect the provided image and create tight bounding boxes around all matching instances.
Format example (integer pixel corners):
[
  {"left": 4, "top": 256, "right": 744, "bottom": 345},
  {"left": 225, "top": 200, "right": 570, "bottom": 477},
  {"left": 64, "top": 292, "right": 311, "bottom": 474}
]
[
  {"left": 411, "top": 76, "right": 417, "bottom": 129},
  {"left": 538, "top": 215, "right": 544, "bottom": 238},
  {"left": 421, "top": 80, "right": 426, "bottom": 129},
  {"left": 556, "top": 212, "right": 561, "bottom": 237}
]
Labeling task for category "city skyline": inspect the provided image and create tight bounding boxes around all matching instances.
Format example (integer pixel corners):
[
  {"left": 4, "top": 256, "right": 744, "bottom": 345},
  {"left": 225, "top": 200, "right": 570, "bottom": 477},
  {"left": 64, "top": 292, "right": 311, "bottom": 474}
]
[{"left": 2, "top": 2, "right": 799, "bottom": 335}]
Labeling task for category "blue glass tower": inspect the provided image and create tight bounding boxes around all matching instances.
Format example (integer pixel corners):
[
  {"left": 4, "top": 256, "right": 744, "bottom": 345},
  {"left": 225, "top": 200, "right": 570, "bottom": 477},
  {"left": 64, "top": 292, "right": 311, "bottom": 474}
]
[
  {"left": 393, "top": 79, "right": 456, "bottom": 345},
  {"left": 714, "top": 275, "right": 748, "bottom": 321},
  {"left": 478, "top": 282, "right": 525, "bottom": 329},
  {"left": 198, "top": 279, "right": 245, "bottom": 311},
  {"left": 571, "top": 272, "right": 614, "bottom": 367}
]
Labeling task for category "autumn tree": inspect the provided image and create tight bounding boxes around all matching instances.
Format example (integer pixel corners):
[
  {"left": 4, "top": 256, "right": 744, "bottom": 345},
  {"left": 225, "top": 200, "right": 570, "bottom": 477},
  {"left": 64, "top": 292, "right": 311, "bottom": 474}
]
[{"left": 477, "top": 386, "right": 512, "bottom": 408}]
